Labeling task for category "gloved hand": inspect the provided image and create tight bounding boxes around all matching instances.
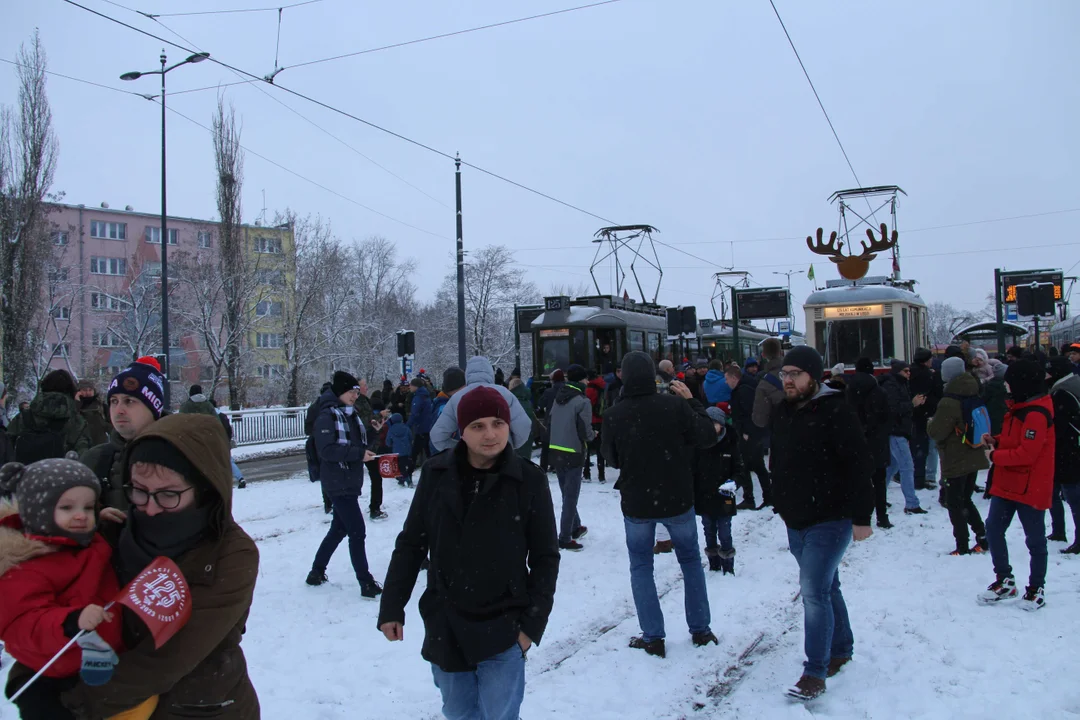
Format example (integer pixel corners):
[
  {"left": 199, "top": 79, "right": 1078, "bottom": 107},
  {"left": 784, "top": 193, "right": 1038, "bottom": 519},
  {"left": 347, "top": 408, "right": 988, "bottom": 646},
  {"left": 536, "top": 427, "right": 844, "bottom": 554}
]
[{"left": 78, "top": 631, "right": 119, "bottom": 686}]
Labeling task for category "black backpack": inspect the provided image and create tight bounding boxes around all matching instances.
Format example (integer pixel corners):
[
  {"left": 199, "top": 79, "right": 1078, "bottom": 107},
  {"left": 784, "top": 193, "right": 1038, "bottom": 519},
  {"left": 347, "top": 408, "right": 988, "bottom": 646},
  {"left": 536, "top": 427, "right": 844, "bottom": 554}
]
[{"left": 14, "top": 421, "right": 68, "bottom": 464}]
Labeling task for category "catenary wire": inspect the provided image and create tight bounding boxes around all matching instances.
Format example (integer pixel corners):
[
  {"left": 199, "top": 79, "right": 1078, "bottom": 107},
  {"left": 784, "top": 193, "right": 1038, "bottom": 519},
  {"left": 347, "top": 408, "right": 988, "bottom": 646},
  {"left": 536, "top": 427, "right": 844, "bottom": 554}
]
[
  {"left": 283, "top": 0, "right": 625, "bottom": 71},
  {"left": 144, "top": 0, "right": 323, "bottom": 19},
  {"left": 2, "top": 55, "right": 451, "bottom": 239}
]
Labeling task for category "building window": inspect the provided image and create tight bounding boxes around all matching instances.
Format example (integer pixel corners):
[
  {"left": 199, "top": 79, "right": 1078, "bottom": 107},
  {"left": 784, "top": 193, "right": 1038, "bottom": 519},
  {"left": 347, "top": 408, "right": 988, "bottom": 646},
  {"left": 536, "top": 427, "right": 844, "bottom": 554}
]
[
  {"left": 101, "top": 365, "right": 124, "bottom": 378},
  {"left": 255, "top": 332, "right": 283, "bottom": 349},
  {"left": 198, "top": 231, "right": 212, "bottom": 249},
  {"left": 47, "top": 266, "right": 69, "bottom": 283},
  {"left": 255, "top": 269, "right": 284, "bottom": 286},
  {"left": 52, "top": 231, "right": 69, "bottom": 246},
  {"left": 52, "top": 306, "right": 71, "bottom": 320},
  {"left": 90, "top": 257, "right": 127, "bottom": 276},
  {"left": 255, "top": 364, "right": 285, "bottom": 379},
  {"left": 52, "top": 342, "right": 70, "bottom": 357},
  {"left": 255, "top": 300, "right": 284, "bottom": 317},
  {"left": 145, "top": 227, "right": 179, "bottom": 245},
  {"left": 145, "top": 261, "right": 163, "bottom": 277},
  {"left": 254, "top": 236, "right": 282, "bottom": 254},
  {"left": 92, "top": 330, "right": 123, "bottom": 348},
  {"left": 90, "top": 293, "right": 125, "bottom": 311},
  {"left": 90, "top": 220, "right": 127, "bottom": 240}
]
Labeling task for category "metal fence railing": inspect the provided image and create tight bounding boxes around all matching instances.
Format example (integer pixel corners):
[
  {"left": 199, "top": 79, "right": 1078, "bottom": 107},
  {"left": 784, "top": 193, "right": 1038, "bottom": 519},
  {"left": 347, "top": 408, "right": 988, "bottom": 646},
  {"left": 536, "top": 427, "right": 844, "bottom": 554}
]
[{"left": 222, "top": 407, "right": 307, "bottom": 446}]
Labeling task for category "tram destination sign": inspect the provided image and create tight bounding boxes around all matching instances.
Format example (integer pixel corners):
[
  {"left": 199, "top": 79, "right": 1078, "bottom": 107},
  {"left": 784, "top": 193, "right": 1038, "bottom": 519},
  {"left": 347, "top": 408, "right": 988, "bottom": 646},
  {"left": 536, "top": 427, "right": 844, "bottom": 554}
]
[
  {"left": 1002, "top": 270, "right": 1063, "bottom": 304},
  {"left": 734, "top": 288, "right": 790, "bottom": 320}
]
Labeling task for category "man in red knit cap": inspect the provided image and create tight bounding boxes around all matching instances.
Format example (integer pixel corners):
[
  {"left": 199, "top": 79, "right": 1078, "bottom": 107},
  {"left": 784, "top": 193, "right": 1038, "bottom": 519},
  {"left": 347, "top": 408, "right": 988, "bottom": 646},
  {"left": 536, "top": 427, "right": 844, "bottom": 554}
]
[{"left": 379, "top": 386, "right": 560, "bottom": 720}]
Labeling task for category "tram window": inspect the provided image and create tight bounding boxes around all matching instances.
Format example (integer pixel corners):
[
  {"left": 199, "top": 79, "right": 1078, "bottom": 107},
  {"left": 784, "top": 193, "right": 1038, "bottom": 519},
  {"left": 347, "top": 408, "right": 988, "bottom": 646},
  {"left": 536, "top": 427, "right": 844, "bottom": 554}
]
[
  {"left": 629, "top": 330, "right": 645, "bottom": 353},
  {"left": 647, "top": 332, "right": 662, "bottom": 362},
  {"left": 571, "top": 329, "right": 588, "bottom": 367},
  {"left": 539, "top": 334, "right": 571, "bottom": 376},
  {"left": 901, "top": 308, "right": 910, "bottom": 362},
  {"left": 882, "top": 319, "right": 895, "bottom": 362},
  {"left": 822, "top": 319, "right": 885, "bottom": 366},
  {"left": 595, "top": 330, "right": 616, "bottom": 370}
]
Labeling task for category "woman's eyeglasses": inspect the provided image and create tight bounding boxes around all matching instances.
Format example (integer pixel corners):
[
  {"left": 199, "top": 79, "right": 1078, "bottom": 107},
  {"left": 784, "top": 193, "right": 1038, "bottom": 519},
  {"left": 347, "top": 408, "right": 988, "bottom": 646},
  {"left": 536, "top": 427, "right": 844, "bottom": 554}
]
[{"left": 124, "top": 485, "right": 194, "bottom": 510}]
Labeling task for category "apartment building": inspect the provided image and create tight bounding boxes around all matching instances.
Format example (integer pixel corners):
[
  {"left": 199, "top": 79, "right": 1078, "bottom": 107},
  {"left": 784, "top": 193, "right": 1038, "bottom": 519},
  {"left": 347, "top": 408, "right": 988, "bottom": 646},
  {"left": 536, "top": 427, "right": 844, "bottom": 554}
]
[{"left": 42, "top": 201, "right": 294, "bottom": 402}]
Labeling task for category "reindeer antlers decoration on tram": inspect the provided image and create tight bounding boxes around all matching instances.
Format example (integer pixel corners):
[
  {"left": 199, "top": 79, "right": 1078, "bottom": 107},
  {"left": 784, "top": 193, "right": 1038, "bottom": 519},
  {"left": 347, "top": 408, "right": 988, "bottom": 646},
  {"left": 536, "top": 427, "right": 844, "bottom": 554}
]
[{"left": 806, "top": 223, "right": 898, "bottom": 281}]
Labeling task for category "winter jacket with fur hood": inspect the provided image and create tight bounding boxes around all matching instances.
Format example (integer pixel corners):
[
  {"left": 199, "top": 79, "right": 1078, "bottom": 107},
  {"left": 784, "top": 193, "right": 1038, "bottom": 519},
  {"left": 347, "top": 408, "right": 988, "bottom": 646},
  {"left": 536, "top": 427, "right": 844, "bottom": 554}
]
[
  {"left": 0, "top": 506, "right": 124, "bottom": 680},
  {"left": 429, "top": 357, "right": 533, "bottom": 453},
  {"left": 61, "top": 414, "right": 260, "bottom": 720}
]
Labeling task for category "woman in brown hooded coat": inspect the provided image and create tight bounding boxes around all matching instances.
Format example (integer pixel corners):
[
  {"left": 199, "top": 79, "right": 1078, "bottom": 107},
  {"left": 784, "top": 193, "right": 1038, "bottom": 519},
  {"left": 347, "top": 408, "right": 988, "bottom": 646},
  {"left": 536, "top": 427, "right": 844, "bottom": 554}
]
[{"left": 61, "top": 413, "right": 260, "bottom": 719}]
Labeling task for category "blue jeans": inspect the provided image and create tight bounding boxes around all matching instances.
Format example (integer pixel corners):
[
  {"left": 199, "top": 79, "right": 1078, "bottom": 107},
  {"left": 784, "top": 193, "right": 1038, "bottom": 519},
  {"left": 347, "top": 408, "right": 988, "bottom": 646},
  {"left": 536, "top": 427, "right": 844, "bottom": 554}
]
[
  {"left": 556, "top": 466, "right": 583, "bottom": 543},
  {"left": 787, "top": 519, "right": 854, "bottom": 680},
  {"left": 623, "top": 508, "right": 712, "bottom": 641},
  {"left": 230, "top": 458, "right": 243, "bottom": 481},
  {"left": 312, "top": 495, "right": 374, "bottom": 583},
  {"left": 1049, "top": 482, "right": 1080, "bottom": 538},
  {"left": 986, "top": 497, "right": 1047, "bottom": 589},
  {"left": 925, "top": 441, "right": 939, "bottom": 483},
  {"left": 430, "top": 644, "right": 525, "bottom": 720},
  {"left": 885, "top": 436, "right": 920, "bottom": 510},
  {"left": 701, "top": 514, "right": 733, "bottom": 552}
]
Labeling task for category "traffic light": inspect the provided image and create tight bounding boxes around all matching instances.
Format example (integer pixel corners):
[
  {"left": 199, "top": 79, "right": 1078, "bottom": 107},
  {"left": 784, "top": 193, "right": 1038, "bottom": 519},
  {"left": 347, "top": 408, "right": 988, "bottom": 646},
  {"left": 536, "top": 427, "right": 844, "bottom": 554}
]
[{"left": 397, "top": 330, "right": 415, "bottom": 357}]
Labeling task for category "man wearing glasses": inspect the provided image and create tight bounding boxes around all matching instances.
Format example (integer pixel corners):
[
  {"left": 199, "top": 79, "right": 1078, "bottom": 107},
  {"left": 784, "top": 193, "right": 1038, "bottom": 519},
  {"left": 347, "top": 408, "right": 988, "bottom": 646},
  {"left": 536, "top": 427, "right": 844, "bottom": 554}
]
[{"left": 767, "top": 346, "right": 874, "bottom": 701}]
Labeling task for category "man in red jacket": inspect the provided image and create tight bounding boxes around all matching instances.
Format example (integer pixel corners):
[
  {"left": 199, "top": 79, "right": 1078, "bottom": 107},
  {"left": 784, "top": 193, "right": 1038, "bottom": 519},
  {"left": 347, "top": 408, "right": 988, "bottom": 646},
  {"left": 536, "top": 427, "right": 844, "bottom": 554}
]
[{"left": 978, "top": 360, "right": 1055, "bottom": 610}]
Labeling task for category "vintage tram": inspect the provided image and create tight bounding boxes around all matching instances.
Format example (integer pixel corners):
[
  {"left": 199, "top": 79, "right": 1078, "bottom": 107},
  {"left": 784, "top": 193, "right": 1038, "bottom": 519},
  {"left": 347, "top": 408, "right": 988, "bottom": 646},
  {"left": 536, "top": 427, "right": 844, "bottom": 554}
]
[
  {"left": 529, "top": 295, "right": 668, "bottom": 378},
  {"left": 803, "top": 280, "right": 929, "bottom": 369},
  {"left": 1050, "top": 314, "right": 1080, "bottom": 350}
]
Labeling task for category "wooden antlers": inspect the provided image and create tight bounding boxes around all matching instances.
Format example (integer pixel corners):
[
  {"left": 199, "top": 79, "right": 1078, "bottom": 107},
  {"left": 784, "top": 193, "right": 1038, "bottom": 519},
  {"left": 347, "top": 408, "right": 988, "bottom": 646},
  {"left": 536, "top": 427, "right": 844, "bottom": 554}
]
[{"left": 806, "top": 223, "right": 898, "bottom": 281}]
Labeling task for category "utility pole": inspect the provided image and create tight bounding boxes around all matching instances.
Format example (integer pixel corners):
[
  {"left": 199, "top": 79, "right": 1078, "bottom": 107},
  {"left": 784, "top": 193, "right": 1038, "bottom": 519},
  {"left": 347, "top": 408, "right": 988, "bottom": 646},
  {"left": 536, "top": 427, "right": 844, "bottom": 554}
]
[
  {"left": 994, "top": 268, "right": 1005, "bottom": 356},
  {"left": 455, "top": 154, "right": 466, "bottom": 368}
]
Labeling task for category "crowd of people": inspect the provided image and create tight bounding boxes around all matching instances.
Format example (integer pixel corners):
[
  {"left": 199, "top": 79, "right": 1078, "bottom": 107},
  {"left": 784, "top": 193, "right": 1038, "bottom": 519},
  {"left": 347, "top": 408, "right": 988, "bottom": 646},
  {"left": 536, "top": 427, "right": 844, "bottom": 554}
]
[{"left": 0, "top": 335, "right": 1075, "bottom": 718}]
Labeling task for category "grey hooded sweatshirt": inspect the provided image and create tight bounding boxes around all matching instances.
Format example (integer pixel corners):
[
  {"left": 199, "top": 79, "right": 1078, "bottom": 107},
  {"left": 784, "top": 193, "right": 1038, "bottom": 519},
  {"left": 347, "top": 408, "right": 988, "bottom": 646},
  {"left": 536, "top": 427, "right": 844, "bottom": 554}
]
[
  {"left": 429, "top": 356, "right": 534, "bottom": 452},
  {"left": 547, "top": 381, "right": 595, "bottom": 469}
]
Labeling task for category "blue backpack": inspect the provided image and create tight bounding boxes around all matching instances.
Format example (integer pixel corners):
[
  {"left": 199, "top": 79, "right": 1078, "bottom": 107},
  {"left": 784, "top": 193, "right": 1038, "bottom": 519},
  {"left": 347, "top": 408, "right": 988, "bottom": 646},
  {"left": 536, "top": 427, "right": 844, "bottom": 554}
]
[{"left": 945, "top": 393, "right": 991, "bottom": 447}]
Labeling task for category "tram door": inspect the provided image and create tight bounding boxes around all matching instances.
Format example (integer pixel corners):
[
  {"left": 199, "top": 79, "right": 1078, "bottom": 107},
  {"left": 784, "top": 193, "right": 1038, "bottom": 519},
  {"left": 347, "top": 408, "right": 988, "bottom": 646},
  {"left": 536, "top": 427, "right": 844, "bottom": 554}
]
[{"left": 595, "top": 329, "right": 619, "bottom": 373}]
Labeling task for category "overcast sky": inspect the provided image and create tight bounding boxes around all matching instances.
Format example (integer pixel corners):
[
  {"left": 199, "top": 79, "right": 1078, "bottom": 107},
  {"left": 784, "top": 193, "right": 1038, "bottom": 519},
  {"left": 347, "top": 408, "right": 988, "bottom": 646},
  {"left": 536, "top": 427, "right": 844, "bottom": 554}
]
[{"left": 4, "top": 0, "right": 1078, "bottom": 327}]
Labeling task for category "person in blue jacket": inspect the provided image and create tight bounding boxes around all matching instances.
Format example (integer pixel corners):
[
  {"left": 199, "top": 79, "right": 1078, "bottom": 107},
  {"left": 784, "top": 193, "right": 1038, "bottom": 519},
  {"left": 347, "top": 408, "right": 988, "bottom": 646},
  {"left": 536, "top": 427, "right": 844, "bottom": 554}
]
[
  {"left": 703, "top": 359, "right": 733, "bottom": 405},
  {"left": 406, "top": 378, "right": 434, "bottom": 470},
  {"left": 386, "top": 412, "right": 415, "bottom": 487}
]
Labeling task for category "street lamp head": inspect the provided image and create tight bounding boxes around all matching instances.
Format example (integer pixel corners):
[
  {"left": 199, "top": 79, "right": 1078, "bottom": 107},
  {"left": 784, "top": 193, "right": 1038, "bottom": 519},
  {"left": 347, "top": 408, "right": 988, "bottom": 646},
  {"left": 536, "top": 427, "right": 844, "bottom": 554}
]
[
  {"left": 185, "top": 52, "right": 210, "bottom": 64},
  {"left": 120, "top": 71, "right": 143, "bottom": 81}
]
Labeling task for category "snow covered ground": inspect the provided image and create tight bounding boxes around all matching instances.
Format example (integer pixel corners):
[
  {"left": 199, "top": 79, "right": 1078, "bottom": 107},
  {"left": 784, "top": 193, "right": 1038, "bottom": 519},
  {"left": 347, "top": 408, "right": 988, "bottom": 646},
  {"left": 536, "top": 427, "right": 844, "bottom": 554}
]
[
  {"left": 4, "top": 466, "right": 1080, "bottom": 719},
  {"left": 231, "top": 439, "right": 306, "bottom": 461}
]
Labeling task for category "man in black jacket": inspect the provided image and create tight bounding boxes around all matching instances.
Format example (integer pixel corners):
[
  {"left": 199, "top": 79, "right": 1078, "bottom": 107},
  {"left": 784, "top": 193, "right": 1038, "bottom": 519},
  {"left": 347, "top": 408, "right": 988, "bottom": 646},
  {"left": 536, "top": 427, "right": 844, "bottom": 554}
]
[
  {"left": 726, "top": 365, "right": 771, "bottom": 509},
  {"left": 601, "top": 351, "right": 719, "bottom": 659},
  {"left": 769, "top": 346, "right": 874, "bottom": 701},
  {"left": 378, "top": 386, "right": 559, "bottom": 720},
  {"left": 909, "top": 348, "right": 942, "bottom": 491},
  {"left": 880, "top": 360, "right": 927, "bottom": 514},
  {"left": 847, "top": 358, "right": 894, "bottom": 528},
  {"left": 306, "top": 371, "right": 382, "bottom": 598}
]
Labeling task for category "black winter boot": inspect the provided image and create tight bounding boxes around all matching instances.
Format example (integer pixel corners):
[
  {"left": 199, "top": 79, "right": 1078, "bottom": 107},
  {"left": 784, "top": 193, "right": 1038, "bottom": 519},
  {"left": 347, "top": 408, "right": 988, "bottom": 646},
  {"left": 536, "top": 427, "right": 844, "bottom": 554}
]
[{"left": 705, "top": 548, "right": 722, "bottom": 572}]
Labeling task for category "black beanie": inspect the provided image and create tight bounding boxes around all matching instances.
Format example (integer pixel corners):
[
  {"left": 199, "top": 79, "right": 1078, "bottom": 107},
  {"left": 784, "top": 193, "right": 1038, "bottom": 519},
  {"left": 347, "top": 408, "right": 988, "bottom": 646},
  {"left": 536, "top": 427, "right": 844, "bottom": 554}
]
[
  {"left": 331, "top": 370, "right": 360, "bottom": 397},
  {"left": 913, "top": 347, "right": 932, "bottom": 364},
  {"left": 442, "top": 367, "right": 466, "bottom": 393},
  {"left": 107, "top": 358, "right": 166, "bottom": 420},
  {"left": 891, "top": 359, "right": 910, "bottom": 374},
  {"left": 1004, "top": 359, "right": 1045, "bottom": 403},
  {"left": 567, "top": 364, "right": 588, "bottom": 383},
  {"left": 189, "top": 384, "right": 203, "bottom": 397},
  {"left": 855, "top": 357, "right": 875, "bottom": 374},
  {"left": 1047, "top": 356, "right": 1073, "bottom": 384},
  {"left": 781, "top": 346, "right": 824, "bottom": 380},
  {"left": 128, "top": 436, "right": 199, "bottom": 482},
  {"left": 40, "top": 369, "right": 78, "bottom": 398}
]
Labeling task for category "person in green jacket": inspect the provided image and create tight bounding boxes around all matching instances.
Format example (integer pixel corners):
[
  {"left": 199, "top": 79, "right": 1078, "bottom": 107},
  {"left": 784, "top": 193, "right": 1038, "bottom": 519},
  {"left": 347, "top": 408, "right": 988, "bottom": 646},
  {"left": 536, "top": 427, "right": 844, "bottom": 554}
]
[
  {"left": 508, "top": 373, "right": 537, "bottom": 462},
  {"left": 928, "top": 357, "right": 990, "bottom": 555},
  {"left": 179, "top": 384, "right": 218, "bottom": 416},
  {"left": 6, "top": 369, "right": 92, "bottom": 462},
  {"left": 75, "top": 380, "right": 111, "bottom": 447}
]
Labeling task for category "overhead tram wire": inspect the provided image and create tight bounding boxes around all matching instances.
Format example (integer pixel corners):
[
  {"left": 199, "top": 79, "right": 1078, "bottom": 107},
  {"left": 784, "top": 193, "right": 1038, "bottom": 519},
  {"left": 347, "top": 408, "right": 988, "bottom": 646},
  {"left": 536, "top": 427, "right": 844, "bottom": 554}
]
[
  {"left": 142, "top": 0, "right": 324, "bottom": 19},
  {"left": 146, "top": 15, "right": 452, "bottom": 210},
  {"left": 61, "top": 0, "right": 632, "bottom": 232},
  {"left": 3, "top": 55, "right": 450, "bottom": 240},
  {"left": 282, "top": 0, "right": 626, "bottom": 72}
]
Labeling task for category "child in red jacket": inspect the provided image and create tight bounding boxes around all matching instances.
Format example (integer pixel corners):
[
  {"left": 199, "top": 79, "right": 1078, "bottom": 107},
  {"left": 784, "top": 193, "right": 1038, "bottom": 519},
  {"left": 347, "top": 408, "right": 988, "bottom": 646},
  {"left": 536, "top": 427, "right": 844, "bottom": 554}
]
[
  {"left": 0, "top": 458, "right": 125, "bottom": 719},
  {"left": 978, "top": 360, "right": 1056, "bottom": 610}
]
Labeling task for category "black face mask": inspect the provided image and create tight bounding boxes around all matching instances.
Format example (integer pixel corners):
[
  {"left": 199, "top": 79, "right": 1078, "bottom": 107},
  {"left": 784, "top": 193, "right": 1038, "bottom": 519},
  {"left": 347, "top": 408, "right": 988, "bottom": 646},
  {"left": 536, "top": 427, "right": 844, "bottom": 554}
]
[{"left": 118, "top": 505, "right": 213, "bottom": 582}]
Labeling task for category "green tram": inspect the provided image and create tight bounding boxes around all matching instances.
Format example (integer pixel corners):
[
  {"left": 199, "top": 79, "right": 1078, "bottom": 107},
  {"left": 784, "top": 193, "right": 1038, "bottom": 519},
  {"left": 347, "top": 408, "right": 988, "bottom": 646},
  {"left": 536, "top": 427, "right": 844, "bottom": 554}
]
[
  {"left": 691, "top": 322, "right": 784, "bottom": 364},
  {"left": 530, "top": 295, "right": 668, "bottom": 378}
]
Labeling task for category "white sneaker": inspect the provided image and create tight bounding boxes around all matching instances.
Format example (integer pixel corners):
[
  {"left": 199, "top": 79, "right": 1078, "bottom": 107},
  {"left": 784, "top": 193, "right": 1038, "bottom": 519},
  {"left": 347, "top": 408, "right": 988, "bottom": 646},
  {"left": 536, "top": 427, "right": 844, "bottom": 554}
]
[
  {"left": 977, "top": 576, "right": 1017, "bottom": 605},
  {"left": 1020, "top": 586, "right": 1045, "bottom": 611}
]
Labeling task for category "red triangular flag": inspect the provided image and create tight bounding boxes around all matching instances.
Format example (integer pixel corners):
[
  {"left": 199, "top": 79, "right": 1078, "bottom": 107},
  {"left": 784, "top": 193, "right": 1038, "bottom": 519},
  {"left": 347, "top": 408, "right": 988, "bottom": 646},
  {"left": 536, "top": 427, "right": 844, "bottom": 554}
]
[
  {"left": 623, "top": 289, "right": 630, "bottom": 301},
  {"left": 114, "top": 557, "right": 193, "bottom": 649},
  {"left": 377, "top": 454, "right": 401, "bottom": 479}
]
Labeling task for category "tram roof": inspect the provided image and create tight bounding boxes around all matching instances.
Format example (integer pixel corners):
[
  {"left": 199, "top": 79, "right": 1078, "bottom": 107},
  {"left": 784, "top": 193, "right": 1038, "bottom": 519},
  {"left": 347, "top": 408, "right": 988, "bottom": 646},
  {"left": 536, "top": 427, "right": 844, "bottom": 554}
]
[
  {"left": 953, "top": 321, "right": 1028, "bottom": 340},
  {"left": 1052, "top": 314, "right": 1080, "bottom": 332},
  {"left": 532, "top": 302, "right": 668, "bottom": 330},
  {"left": 803, "top": 283, "right": 925, "bottom": 307},
  {"left": 696, "top": 323, "right": 777, "bottom": 341}
]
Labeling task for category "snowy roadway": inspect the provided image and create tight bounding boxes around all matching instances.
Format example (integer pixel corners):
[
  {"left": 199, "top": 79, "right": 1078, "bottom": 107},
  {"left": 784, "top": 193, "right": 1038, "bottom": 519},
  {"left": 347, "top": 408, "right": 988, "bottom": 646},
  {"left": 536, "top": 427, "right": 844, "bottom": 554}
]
[{"left": 3, "top": 467, "right": 1079, "bottom": 719}]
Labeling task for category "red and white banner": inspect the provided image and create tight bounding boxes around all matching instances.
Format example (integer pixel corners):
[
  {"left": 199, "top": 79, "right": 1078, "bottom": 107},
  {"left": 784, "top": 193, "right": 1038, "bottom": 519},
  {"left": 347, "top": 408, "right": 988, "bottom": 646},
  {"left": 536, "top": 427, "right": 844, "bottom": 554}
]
[
  {"left": 377, "top": 454, "right": 401, "bottom": 479},
  {"left": 114, "top": 557, "right": 193, "bottom": 649}
]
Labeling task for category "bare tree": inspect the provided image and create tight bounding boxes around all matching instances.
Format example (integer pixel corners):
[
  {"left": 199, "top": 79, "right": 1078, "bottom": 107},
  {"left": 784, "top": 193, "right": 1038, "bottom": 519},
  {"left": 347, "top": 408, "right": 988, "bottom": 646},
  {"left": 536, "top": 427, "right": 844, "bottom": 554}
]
[
  {"left": 29, "top": 228, "right": 82, "bottom": 380},
  {"left": 93, "top": 258, "right": 165, "bottom": 361},
  {"left": 927, "top": 301, "right": 979, "bottom": 346},
  {"left": 547, "top": 281, "right": 592, "bottom": 298},
  {"left": 213, "top": 95, "right": 249, "bottom": 409},
  {"left": 0, "top": 30, "right": 59, "bottom": 394},
  {"left": 456, "top": 244, "right": 537, "bottom": 365}
]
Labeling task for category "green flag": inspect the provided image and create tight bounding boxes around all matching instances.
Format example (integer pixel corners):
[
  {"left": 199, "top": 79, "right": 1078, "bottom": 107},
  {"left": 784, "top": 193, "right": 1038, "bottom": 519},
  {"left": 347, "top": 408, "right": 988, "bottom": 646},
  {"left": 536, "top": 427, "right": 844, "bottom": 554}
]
[{"left": 807, "top": 264, "right": 815, "bottom": 281}]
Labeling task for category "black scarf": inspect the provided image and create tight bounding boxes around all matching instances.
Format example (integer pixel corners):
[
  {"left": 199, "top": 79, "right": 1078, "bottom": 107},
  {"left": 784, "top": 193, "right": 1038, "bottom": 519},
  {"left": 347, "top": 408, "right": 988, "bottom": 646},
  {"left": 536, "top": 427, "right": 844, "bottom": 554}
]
[{"left": 117, "top": 506, "right": 212, "bottom": 584}]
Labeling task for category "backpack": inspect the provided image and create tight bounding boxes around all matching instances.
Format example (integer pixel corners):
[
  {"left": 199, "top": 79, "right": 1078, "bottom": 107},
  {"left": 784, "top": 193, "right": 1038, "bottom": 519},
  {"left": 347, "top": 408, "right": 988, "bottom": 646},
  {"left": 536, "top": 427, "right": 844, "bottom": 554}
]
[
  {"left": 305, "top": 435, "right": 320, "bottom": 483},
  {"left": 14, "top": 421, "right": 68, "bottom": 464},
  {"left": 763, "top": 372, "right": 783, "bottom": 392},
  {"left": 945, "top": 393, "right": 992, "bottom": 447}
]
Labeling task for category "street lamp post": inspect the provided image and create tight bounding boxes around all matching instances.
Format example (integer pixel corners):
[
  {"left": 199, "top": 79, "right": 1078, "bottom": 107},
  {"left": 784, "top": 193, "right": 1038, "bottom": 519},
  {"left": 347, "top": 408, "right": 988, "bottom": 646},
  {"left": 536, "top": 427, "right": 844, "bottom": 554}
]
[{"left": 121, "top": 50, "right": 208, "bottom": 408}]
